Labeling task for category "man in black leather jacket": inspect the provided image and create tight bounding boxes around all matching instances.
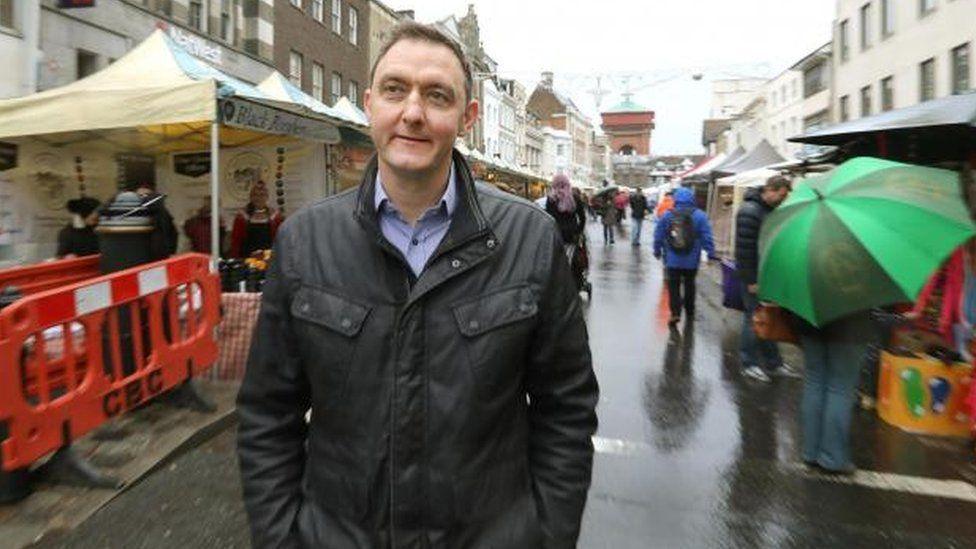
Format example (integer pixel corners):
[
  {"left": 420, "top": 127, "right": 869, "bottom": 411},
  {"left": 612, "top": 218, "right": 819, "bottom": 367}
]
[{"left": 236, "top": 22, "right": 599, "bottom": 549}]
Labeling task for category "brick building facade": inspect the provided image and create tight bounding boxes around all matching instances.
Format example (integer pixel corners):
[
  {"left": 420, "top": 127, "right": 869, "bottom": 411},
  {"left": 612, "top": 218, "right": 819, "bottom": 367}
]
[{"left": 275, "top": 0, "right": 369, "bottom": 108}]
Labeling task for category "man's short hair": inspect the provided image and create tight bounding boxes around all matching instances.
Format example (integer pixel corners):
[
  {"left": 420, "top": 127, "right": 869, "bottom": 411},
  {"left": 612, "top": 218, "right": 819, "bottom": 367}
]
[
  {"left": 370, "top": 21, "right": 473, "bottom": 103},
  {"left": 764, "top": 175, "right": 792, "bottom": 191}
]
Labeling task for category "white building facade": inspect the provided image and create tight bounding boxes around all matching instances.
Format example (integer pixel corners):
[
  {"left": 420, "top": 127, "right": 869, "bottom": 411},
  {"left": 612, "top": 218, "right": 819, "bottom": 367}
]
[
  {"left": 762, "top": 68, "right": 805, "bottom": 158},
  {"left": 833, "top": 0, "right": 975, "bottom": 122},
  {"left": 0, "top": 1, "right": 42, "bottom": 99},
  {"left": 541, "top": 127, "right": 571, "bottom": 182},
  {"left": 481, "top": 78, "right": 502, "bottom": 160}
]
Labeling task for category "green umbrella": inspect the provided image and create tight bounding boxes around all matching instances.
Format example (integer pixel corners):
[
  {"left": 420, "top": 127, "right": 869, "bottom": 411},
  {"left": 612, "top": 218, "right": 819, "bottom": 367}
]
[{"left": 758, "top": 157, "right": 976, "bottom": 327}]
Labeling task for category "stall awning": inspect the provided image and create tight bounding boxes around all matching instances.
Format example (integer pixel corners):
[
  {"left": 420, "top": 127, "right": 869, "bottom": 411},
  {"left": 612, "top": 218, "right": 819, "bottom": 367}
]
[
  {"left": 713, "top": 140, "right": 785, "bottom": 177},
  {"left": 677, "top": 153, "right": 726, "bottom": 179},
  {"left": 333, "top": 97, "right": 370, "bottom": 127},
  {"left": 790, "top": 92, "right": 976, "bottom": 146},
  {"left": 258, "top": 72, "right": 366, "bottom": 131},
  {"left": 0, "top": 30, "right": 340, "bottom": 146}
]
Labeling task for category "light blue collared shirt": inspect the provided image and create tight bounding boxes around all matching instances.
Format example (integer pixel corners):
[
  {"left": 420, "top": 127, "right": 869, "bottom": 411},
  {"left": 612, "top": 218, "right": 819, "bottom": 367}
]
[{"left": 375, "top": 165, "right": 458, "bottom": 276}]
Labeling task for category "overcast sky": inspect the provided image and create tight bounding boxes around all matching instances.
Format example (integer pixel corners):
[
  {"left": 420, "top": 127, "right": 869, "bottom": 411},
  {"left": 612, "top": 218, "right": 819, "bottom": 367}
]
[{"left": 384, "top": 0, "right": 836, "bottom": 155}]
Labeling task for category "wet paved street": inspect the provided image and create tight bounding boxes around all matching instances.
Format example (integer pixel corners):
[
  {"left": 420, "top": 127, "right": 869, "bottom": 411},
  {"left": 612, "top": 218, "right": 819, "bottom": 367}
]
[{"left": 33, "top": 221, "right": 976, "bottom": 548}]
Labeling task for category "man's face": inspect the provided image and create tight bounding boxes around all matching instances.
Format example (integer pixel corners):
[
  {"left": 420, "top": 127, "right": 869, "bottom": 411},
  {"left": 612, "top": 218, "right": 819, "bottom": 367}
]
[
  {"left": 763, "top": 186, "right": 791, "bottom": 207},
  {"left": 365, "top": 39, "right": 478, "bottom": 181}
]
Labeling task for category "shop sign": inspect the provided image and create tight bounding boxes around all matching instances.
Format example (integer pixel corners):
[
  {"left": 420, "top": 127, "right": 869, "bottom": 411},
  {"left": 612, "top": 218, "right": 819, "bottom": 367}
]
[
  {"left": 219, "top": 98, "right": 340, "bottom": 144},
  {"left": 166, "top": 25, "right": 222, "bottom": 66},
  {"left": 0, "top": 142, "right": 17, "bottom": 172},
  {"left": 174, "top": 152, "right": 212, "bottom": 178}
]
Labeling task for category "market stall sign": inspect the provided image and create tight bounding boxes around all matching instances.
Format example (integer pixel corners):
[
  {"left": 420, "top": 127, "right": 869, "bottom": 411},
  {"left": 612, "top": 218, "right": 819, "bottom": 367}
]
[
  {"left": 57, "top": 0, "right": 96, "bottom": 7},
  {"left": 0, "top": 142, "right": 17, "bottom": 172},
  {"left": 219, "top": 98, "right": 340, "bottom": 144},
  {"left": 174, "top": 152, "right": 212, "bottom": 178}
]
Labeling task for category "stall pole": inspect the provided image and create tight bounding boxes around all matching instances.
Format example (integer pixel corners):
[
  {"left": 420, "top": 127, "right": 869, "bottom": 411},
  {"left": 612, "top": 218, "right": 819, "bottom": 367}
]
[{"left": 210, "top": 121, "right": 220, "bottom": 264}]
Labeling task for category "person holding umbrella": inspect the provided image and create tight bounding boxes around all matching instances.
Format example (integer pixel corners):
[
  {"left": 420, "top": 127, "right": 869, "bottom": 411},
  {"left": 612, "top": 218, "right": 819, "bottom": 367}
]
[{"left": 758, "top": 158, "right": 976, "bottom": 474}]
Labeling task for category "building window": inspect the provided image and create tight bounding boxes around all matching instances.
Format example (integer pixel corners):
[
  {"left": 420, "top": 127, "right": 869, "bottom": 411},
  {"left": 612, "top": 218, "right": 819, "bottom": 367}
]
[
  {"left": 838, "top": 20, "right": 850, "bottom": 62},
  {"left": 312, "top": 63, "right": 324, "bottom": 102},
  {"left": 860, "top": 85, "right": 872, "bottom": 117},
  {"left": 840, "top": 95, "right": 850, "bottom": 122},
  {"left": 557, "top": 144, "right": 566, "bottom": 156},
  {"left": 76, "top": 50, "right": 99, "bottom": 80},
  {"left": 348, "top": 80, "right": 359, "bottom": 106},
  {"left": 881, "top": 0, "right": 894, "bottom": 37},
  {"left": 289, "top": 50, "right": 303, "bottom": 87},
  {"left": 859, "top": 3, "right": 872, "bottom": 51},
  {"left": 189, "top": 0, "right": 203, "bottom": 30},
  {"left": 220, "top": 0, "right": 234, "bottom": 42},
  {"left": 952, "top": 43, "right": 971, "bottom": 95},
  {"left": 349, "top": 7, "right": 358, "bottom": 45},
  {"left": 803, "top": 61, "right": 827, "bottom": 98},
  {"left": 331, "top": 0, "right": 342, "bottom": 34},
  {"left": 312, "top": 0, "right": 324, "bottom": 22},
  {"left": 920, "top": 0, "right": 936, "bottom": 16},
  {"left": 881, "top": 76, "right": 894, "bottom": 111},
  {"left": 920, "top": 57, "right": 936, "bottom": 101},
  {"left": 0, "top": 0, "right": 13, "bottom": 29},
  {"left": 157, "top": 0, "right": 172, "bottom": 16},
  {"left": 331, "top": 72, "right": 342, "bottom": 104}
]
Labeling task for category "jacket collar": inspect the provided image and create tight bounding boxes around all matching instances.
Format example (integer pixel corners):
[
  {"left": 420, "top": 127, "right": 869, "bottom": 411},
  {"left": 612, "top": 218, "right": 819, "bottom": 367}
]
[{"left": 355, "top": 149, "right": 491, "bottom": 246}]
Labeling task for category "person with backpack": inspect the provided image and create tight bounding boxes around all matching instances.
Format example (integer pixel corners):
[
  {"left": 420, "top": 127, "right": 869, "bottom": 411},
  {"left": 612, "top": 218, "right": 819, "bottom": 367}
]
[
  {"left": 653, "top": 187, "right": 716, "bottom": 326},
  {"left": 735, "top": 175, "right": 794, "bottom": 383}
]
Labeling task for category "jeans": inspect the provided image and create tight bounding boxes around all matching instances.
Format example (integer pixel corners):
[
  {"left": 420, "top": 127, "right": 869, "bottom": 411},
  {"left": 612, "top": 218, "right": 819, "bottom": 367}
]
[
  {"left": 739, "top": 282, "right": 783, "bottom": 370},
  {"left": 603, "top": 224, "right": 614, "bottom": 244},
  {"left": 666, "top": 268, "right": 697, "bottom": 317},
  {"left": 799, "top": 314, "right": 874, "bottom": 471},
  {"left": 631, "top": 217, "right": 644, "bottom": 245}
]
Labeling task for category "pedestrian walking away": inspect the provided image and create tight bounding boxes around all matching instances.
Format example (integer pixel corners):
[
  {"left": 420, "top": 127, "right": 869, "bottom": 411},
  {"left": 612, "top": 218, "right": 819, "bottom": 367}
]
[
  {"left": 653, "top": 187, "right": 716, "bottom": 327},
  {"left": 236, "top": 21, "right": 599, "bottom": 549},
  {"left": 629, "top": 189, "right": 650, "bottom": 246},
  {"left": 735, "top": 175, "right": 793, "bottom": 383},
  {"left": 601, "top": 196, "right": 619, "bottom": 245}
]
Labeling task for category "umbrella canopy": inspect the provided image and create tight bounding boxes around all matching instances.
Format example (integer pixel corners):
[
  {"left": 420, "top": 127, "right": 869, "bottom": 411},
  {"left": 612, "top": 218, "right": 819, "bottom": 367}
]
[
  {"left": 595, "top": 185, "right": 621, "bottom": 198},
  {"left": 758, "top": 157, "right": 976, "bottom": 327}
]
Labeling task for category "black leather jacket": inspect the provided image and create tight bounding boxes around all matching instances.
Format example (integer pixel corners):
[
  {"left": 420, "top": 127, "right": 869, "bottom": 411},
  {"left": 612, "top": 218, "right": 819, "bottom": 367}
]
[{"left": 237, "top": 150, "right": 599, "bottom": 549}]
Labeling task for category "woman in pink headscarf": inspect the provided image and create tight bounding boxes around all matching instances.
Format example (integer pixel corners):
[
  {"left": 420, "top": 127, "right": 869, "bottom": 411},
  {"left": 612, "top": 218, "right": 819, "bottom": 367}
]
[{"left": 545, "top": 173, "right": 586, "bottom": 259}]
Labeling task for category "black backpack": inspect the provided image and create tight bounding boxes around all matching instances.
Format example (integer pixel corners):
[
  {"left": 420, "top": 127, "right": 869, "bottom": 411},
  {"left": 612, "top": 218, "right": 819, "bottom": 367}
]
[{"left": 667, "top": 209, "right": 697, "bottom": 253}]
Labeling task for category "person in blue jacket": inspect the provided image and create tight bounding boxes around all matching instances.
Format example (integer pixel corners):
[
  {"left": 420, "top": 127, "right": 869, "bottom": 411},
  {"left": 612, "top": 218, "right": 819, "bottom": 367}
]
[{"left": 653, "top": 187, "right": 717, "bottom": 326}]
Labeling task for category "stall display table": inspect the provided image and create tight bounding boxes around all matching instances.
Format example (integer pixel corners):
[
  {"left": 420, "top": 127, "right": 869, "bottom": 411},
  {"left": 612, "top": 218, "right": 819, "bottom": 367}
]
[
  {"left": 878, "top": 351, "right": 972, "bottom": 437},
  {"left": 210, "top": 292, "right": 262, "bottom": 381}
]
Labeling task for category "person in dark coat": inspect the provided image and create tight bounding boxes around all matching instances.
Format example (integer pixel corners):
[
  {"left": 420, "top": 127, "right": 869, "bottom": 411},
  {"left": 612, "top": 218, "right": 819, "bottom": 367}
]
[
  {"left": 57, "top": 197, "right": 101, "bottom": 258},
  {"left": 236, "top": 22, "right": 598, "bottom": 549},
  {"left": 544, "top": 173, "right": 586, "bottom": 250},
  {"left": 133, "top": 183, "right": 179, "bottom": 261},
  {"left": 629, "top": 190, "right": 650, "bottom": 246},
  {"left": 734, "top": 175, "right": 792, "bottom": 383},
  {"left": 653, "top": 187, "right": 716, "bottom": 326}
]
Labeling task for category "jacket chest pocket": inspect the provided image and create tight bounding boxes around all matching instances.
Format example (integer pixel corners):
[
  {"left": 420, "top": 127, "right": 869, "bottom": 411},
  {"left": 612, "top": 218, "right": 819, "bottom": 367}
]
[
  {"left": 291, "top": 285, "right": 371, "bottom": 406},
  {"left": 452, "top": 286, "right": 539, "bottom": 401}
]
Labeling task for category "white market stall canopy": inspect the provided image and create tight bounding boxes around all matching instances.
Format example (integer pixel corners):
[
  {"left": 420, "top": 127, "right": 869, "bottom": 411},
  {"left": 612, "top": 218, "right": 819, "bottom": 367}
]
[
  {"left": 258, "top": 72, "right": 367, "bottom": 130},
  {"left": 677, "top": 152, "right": 727, "bottom": 180},
  {"left": 0, "top": 29, "right": 342, "bottom": 151}
]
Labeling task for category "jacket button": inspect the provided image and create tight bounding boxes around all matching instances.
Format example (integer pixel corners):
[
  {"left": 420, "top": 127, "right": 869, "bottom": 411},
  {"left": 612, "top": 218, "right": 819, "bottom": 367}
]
[
  {"left": 486, "top": 239, "right": 497, "bottom": 249},
  {"left": 341, "top": 318, "right": 352, "bottom": 329},
  {"left": 520, "top": 303, "right": 532, "bottom": 313},
  {"left": 468, "top": 320, "right": 480, "bottom": 331},
  {"left": 300, "top": 303, "right": 310, "bottom": 313},
  {"left": 451, "top": 259, "right": 462, "bottom": 269}
]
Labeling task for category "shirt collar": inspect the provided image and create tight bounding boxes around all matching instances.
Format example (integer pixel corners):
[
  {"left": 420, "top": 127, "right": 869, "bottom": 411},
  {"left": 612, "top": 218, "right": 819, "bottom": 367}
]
[{"left": 375, "top": 163, "right": 458, "bottom": 218}]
